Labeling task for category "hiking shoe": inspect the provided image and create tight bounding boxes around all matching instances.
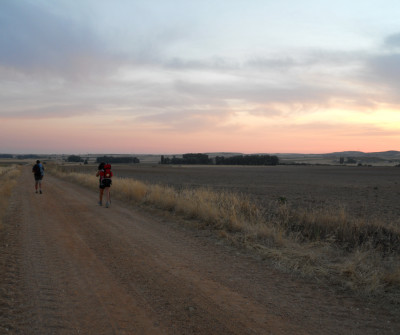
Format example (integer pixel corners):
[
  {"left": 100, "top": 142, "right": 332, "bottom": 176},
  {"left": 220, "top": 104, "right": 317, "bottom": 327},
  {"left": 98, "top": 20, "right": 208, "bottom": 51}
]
[
  {"left": 98, "top": 201, "right": 102, "bottom": 206},
  {"left": 106, "top": 202, "right": 110, "bottom": 208},
  {"left": 39, "top": 190, "right": 42, "bottom": 194}
]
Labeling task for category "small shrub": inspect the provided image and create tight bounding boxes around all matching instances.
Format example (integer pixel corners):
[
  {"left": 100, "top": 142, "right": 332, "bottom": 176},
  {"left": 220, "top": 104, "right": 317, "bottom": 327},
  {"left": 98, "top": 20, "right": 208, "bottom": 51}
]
[{"left": 277, "top": 196, "right": 287, "bottom": 204}]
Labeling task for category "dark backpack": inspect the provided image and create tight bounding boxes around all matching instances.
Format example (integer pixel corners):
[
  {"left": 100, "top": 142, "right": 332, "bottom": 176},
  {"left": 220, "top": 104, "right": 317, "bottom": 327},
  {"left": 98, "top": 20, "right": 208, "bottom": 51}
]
[{"left": 33, "top": 164, "right": 40, "bottom": 175}]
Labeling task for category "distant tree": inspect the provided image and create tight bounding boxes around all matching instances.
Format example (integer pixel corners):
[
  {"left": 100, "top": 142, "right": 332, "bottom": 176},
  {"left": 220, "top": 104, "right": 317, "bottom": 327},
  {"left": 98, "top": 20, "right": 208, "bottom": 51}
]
[
  {"left": 96, "top": 156, "right": 140, "bottom": 164},
  {"left": 346, "top": 157, "right": 357, "bottom": 164},
  {"left": 160, "top": 156, "right": 171, "bottom": 164},
  {"left": 215, "top": 156, "right": 225, "bottom": 165},
  {"left": 0, "top": 154, "right": 13, "bottom": 158},
  {"left": 339, "top": 157, "right": 344, "bottom": 164},
  {"left": 161, "top": 153, "right": 212, "bottom": 165},
  {"left": 182, "top": 153, "right": 211, "bottom": 164}
]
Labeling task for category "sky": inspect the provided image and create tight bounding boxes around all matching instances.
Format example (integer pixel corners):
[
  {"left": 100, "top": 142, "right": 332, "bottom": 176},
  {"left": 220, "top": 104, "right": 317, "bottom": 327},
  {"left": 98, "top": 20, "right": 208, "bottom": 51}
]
[{"left": 1, "top": 0, "right": 400, "bottom": 154}]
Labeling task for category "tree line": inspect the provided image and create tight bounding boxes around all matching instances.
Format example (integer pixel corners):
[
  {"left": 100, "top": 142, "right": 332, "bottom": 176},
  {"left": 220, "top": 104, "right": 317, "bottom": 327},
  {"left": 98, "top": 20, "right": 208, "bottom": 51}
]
[
  {"left": 160, "top": 154, "right": 211, "bottom": 165},
  {"left": 215, "top": 154, "right": 279, "bottom": 165},
  {"left": 160, "top": 153, "right": 279, "bottom": 166},
  {"left": 65, "top": 155, "right": 140, "bottom": 164},
  {"left": 95, "top": 156, "right": 140, "bottom": 164}
]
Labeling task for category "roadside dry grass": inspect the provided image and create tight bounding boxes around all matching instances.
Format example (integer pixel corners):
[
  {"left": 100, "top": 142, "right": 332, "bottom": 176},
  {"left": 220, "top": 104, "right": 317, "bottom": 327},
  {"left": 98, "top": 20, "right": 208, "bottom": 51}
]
[
  {"left": 0, "top": 165, "right": 21, "bottom": 229},
  {"left": 49, "top": 164, "right": 400, "bottom": 304}
]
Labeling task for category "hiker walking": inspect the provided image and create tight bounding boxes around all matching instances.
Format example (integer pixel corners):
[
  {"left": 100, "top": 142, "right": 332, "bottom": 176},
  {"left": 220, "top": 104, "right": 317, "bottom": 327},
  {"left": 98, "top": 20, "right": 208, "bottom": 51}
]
[
  {"left": 32, "top": 160, "right": 44, "bottom": 194},
  {"left": 96, "top": 162, "right": 113, "bottom": 207}
]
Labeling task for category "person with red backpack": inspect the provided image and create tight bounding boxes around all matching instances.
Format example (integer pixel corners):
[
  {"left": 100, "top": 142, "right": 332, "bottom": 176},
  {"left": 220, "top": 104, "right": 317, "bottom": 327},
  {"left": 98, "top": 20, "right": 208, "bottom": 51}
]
[{"left": 96, "top": 162, "right": 113, "bottom": 207}]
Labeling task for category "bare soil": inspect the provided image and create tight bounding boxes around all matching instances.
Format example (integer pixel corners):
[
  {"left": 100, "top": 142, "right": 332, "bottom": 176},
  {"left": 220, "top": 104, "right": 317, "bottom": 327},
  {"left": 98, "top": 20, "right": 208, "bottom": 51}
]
[
  {"left": 111, "top": 164, "right": 400, "bottom": 223},
  {"left": 1, "top": 167, "right": 399, "bottom": 334}
]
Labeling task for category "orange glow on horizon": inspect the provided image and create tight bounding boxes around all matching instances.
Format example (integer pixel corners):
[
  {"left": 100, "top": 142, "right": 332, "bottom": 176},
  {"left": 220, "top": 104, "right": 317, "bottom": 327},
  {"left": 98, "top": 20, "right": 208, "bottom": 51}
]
[{"left": 1, "top": 103, "right": 400, "bottom": 154}]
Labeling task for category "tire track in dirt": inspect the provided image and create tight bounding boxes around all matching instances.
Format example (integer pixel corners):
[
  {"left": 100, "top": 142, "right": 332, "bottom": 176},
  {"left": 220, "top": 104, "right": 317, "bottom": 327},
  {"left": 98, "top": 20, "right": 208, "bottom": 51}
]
[
  {"left": 0, "top": 167, "right": 399, "bottom": 334},
  {"left": 0, "top": 186, "right": 26, "bottom": 334}
]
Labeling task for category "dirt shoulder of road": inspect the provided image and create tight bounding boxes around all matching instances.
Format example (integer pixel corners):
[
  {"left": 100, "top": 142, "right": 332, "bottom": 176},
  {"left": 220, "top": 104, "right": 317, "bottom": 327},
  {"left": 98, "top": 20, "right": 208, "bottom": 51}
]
[{"left": 0, "top": 167, "right": 399, "bottom": 334}]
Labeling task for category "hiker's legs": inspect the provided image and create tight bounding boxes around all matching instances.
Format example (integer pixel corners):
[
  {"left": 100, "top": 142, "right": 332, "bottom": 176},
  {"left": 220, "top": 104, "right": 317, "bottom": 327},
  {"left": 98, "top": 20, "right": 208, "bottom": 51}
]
[
  {"left": 105, "top": 187, "right": 111, "bottom": 203},
  {"left": 35, "top": 177, "right": 43, "bottom": 193},
  {"left": 99, "top": 188, "right": 104, "bottom": 204}
]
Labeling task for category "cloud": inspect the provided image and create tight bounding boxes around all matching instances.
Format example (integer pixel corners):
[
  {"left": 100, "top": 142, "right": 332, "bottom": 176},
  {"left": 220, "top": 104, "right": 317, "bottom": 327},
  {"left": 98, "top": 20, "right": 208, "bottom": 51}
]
[
  {"left": 0, "top": 1, "right": 101, "bottom": 72},
  {"left": 364, "top": 32, "right": 400, "bottom": 103},
  {"left": 159, "top": 48, "right": 387, "bottom": 115},
  {"left": 172, "top": 76, "right": 354, "bottom": 111},
  {"left": 0, "top": 103, "right": 99, "bottom": 120},
  {"left": 0, "top": 1, "right": 206, "bottom": 79},
  {"left": 368, "top": 53, "right": 400, "bottom": 86},
  {"left": 133, "top": 105, "right": 235, "bottom": 132},
  {"left": 0, "top": 0, "right": 150, "bottom": 81},
  {"left": 2, "top": 0, "right": 400, "bottom": 134},
  {"left": 384, "top": 33, "right": 400, "bottom": 48}
]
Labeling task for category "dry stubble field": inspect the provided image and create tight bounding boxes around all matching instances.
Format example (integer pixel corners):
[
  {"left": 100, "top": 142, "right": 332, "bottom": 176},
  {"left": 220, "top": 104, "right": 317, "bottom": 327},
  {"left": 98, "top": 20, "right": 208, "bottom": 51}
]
[{"left": 69, "top": 163, "right": 400, "bottom": 224}]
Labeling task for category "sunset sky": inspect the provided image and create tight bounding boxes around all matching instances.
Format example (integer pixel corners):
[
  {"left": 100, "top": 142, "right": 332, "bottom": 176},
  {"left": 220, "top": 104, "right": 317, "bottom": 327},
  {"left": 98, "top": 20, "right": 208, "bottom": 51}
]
[{"left": 1, "top": 0, "right": 400, "bottom": 154}]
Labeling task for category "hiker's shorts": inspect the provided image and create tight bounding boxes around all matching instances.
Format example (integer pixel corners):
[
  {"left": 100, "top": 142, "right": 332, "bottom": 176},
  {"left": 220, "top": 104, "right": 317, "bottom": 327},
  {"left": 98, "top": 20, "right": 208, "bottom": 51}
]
[
  {"left": 34, "top": 175, "right": 43, "bottom": 181},
  {"left": 100, "top": 178, "right": 112, "bottom": 188}
]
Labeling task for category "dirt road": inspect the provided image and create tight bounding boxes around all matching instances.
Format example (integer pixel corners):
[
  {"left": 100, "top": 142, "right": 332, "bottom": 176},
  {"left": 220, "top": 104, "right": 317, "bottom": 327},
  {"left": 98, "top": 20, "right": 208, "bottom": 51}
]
[{"left": 0, "top": 167, "right": 398, "bottom": 334}]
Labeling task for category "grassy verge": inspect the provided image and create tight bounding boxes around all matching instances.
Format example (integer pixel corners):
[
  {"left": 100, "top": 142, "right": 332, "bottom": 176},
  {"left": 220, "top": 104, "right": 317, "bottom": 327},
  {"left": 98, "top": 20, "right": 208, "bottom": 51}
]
[
  {"left": 49, "top": 164, "right": 400, "bottom": 303},
  {"left": 0, "top": 165, "right": 21, "bottom": 229}
]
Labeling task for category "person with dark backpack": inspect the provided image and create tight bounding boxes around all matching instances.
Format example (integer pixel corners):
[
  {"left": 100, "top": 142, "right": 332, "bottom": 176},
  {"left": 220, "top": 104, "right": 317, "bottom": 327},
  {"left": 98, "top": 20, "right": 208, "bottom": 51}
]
[
  {"left": 32, "top": 160, "right": 44, "bottom": 194},
  {"left": 96, "top": 162, "right": 113, "bottom": 207}
]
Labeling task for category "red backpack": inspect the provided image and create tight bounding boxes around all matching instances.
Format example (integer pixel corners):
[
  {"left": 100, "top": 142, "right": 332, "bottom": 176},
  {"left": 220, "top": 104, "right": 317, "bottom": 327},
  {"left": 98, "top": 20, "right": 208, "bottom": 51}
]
[{"left": 103, "top": 164, "right": 113, "bottom": 179}]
